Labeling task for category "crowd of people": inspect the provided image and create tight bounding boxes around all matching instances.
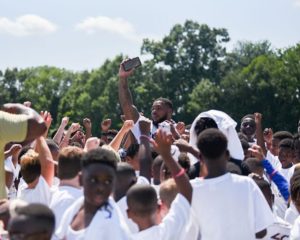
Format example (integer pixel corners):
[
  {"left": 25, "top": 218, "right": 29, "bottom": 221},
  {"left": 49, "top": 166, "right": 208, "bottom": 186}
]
[{"left": 1, "top": 59, "right": 300, "bottom": 239}]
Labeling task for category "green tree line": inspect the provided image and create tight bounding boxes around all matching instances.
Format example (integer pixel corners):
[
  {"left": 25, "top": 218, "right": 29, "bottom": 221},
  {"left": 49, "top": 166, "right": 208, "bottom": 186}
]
[{"left": 1, "top": 20, "right": 300, "bottom": 135}]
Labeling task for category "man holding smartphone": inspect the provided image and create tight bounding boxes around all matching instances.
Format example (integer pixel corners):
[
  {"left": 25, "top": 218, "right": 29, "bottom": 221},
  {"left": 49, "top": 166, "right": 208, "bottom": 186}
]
[{"left": 118, "top": 59, "right": 176, "bottom": 142}]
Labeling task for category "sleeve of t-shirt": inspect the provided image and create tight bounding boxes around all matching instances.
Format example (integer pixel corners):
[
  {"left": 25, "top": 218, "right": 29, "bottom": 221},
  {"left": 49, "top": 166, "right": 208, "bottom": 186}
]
[
  {"left": 290, "top": 216, "right": 300, "bottom": 240},
  {"left": 251, "top": 179, "right": 274, "bottom": 233},
  {"left": 159, "top": 193, "right": 190, "bottom": 240},
  {"left": 0, "top": 111, "right": 28, "bottom": 144}
]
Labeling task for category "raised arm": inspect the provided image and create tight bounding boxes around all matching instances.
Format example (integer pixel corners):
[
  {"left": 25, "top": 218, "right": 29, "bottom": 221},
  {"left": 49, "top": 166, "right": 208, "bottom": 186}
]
[
  {"left": 109, "top": 120, "right": 134, "bottom": 151},
  {"left": 118, "top": 60, "right": 140, "bottom": 123},
  {"left": 53, "top": 117, "right": 69, "bottom": 145},
  {"left": 83, "top": 118, "right": 92, "bottom": 140},
  {"left": 152, "top": 129, "right": 192, "bottom": 203},
  {"left": 138, "top": 118, "right": 153, "bottom": 181},
  {"left": 35, "top": 136, "right": 55, "bottom": 187},
  {"left": 254, "top": 113, "right": 267, "bottom": 156}
]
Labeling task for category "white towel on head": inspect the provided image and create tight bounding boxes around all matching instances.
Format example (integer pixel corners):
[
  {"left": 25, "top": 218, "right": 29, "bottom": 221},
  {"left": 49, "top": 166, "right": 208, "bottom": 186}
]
[
  {"left": 189, "top": 110, "right": 244, "bottom": 164},
  {"left": 54, "top": 196, "right": 132, "bottom": 240}
]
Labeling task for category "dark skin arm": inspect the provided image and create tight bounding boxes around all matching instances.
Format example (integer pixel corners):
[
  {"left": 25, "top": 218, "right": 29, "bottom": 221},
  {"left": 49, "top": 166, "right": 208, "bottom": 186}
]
[
  {"left": 1, "top": 103, "right": 47, "bottom": 144},
  {"left": 254, "top": 112, "right": 267, "bottom": 156},
  {"left": 118, "top": 60, "right": 140, "bottom": 123},
  {"left": 138, "top": 119, "right": 153, "bottom": 182},
  {"left": 152, "top": 129, "right": 192, "bottom": 203}
]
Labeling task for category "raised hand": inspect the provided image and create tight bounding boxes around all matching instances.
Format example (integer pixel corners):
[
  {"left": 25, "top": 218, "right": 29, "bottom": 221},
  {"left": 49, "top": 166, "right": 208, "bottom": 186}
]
[
  {"left": 151, "top": 129, "right": 173, "bottom": 157},
  {"left": 122, "top": 120, "right": 134, "bottom": 132},
  {"left": 176, "top": 122, "right": 186, "bottom": 135},
  {"left": 83, "top": 118, "right": 91, "bottom": 129},
  {"left": 40, "top": 111, "right": 52, "bottom": 130},
  {"left": 248, "top": 144, "right": 265, "bottom": 161},
  {"left": 139, "top": 118, "right": 151, "bottom": 136},
  {"left": 119, "top": 59, "right": 135, "bottom": 79},
  {"left": 68, "top": 123, "right": 81, "bottom": 134},
  {"left": 101, "top": 119, "right": 112, "bottom": 132},
  {"left": 61, "top": 116, "right": 69, "bottom": 127}
]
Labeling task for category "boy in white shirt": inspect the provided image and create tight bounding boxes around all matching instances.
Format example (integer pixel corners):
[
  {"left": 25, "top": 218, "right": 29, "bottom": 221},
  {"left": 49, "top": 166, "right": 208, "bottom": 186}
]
[
  {"left": 17, "top": 137, "right": 54, "bottom": 205},
  {"left": 192, "top": 128, "right": 274, "bottom": 240},
  {"left": 50, "top": 146, "right": 83, "bottom": 230},
  {"left": 55, "top": 147, "right": 131, "bottom": 240},
  {"left": 126, "top": 129, "right": 192, "bottom": 240}
]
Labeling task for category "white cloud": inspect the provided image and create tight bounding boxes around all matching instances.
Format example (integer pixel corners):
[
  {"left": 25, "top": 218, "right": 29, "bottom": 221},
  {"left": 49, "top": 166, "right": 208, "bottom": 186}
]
[
  {"left": 76, "top": 16, "right": 155, "bottom": 43},
  {"left": 0, "top": 15, "right": 57, "bottom": 36}
]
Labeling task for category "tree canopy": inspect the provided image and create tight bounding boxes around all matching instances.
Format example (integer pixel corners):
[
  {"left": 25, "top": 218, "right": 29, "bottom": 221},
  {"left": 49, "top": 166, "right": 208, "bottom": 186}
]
[{"left": 1, "top": 20, "right": 299, "bottom": 135}]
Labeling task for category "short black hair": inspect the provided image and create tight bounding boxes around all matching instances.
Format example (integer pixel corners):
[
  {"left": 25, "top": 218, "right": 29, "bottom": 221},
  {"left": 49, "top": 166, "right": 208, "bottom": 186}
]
[
  {"left": 279, "top": 138, "right": 294, "bottom": 149},
  {"left": 241, "top": 114, "right": 255, "bottom": 122},
  {"left": 197, "top": 128, "right": 228, "bottom": 160},
  {"left": 154, "top": 97, "right": 173, "bottom": 110},
  {"left": 127, "top": 185, "right": 157, "bottom": 216},
  {"left": 58, "top": 146, "right": 83, "bottom": 180},
  {"left": 81, "top": 147, "right": 117, "bottom": 171},
  {"left": 126, "top": 144, "right": 140, "bottom": 158},
  {"left": 194, "top": 117, "right": 218, "bottom": 136},
  {"left": 273, "top": 131, "right": 293, "bottom": 141},
  {"left": 226, "top": 162, "right": 242, "bottom": 175},
  {"left": 46, "top": 139, "right": 59, "bottom": 153},
  {"left": 244, "top": 157, "right": 264, "bottom": 173},
  {"left": 9, "top": 203, "right": 55, "bottom": 237}
]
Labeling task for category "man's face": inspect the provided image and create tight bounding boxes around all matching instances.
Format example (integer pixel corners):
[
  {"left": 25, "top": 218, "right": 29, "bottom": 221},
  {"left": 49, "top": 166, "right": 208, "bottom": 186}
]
[
  {"left": 82, "top": 164, "right": 115, "bottom": 208},
  {"left": 278, "top": 147, "right": 294, "bottom": 168},
  {"left": 151, "top": 101, "right": 170, "bottom": 125},
  {"left": 241, "top": 118, "right": 256, "bottom": 138},
  {"left": 271, "top": 138, "right": 280, "bottom": 156}
]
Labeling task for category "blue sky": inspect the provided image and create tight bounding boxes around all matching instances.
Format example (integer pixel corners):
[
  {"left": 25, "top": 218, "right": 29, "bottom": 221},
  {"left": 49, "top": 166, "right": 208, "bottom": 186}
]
[{"left": 1, "top": 0, "right": 300, "bottom": 71}]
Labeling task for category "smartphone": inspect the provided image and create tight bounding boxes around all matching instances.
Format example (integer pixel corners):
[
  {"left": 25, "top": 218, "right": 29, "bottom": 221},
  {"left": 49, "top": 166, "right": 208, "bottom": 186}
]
[
  {"left": 158, "top": 122, "right": 171, "bottom": 134},
  {"left": 122, "top": 57, "right": 142, "bottom": 72}
]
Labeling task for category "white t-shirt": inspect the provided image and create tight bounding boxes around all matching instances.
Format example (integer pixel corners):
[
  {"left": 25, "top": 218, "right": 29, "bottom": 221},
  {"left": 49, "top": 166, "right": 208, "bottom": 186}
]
[
  {"left": 132, "top": 194, "right": 190, "bottom": 240},
  {"left": 4, "top": 156, "right": 20, "bottom": 181},
  {"left": 66, "top": 226, "right": 85, "bottom": 240},
  {"left": 285, "top": 202, "right": 299, "bottom": 225},
  {"left": 50, "top": 185, "right": 82, "bottom": 230},
  {"left": 17, "top": 176, "right": 51, "bottom": 205},
  {"left": 55, "top": 197, "right": 131, "bottom": 240},
  {"left": 290, "top": 215, "right": 300, "bottom": 240},
  {"left": 191, "top": 173, "right": 274, "bottom": 240},
  {"left": 262, "top": 215, "right": 291, "bottom": 240},
  {"left": 266, "top": 151, "right": 281, "bottom": 170}
]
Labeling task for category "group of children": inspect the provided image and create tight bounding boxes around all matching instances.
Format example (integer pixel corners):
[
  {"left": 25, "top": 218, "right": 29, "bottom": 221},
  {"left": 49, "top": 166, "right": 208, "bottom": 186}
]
[{"left": 1, "top": 61, "right": 300, "bottom": 239}]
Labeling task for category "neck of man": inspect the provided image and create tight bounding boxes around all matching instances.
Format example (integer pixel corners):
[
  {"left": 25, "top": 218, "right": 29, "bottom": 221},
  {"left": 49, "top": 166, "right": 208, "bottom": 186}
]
[
  {"left": 204, "top": 159, "right": 228, "bottom": 179},
  {"left": 59, "top": 176, "right": 80, "bottom": 188},
  {"left": 27, "top": 177, "right": 39, "bottom": 189},
  {"left": 137, "top": 215, "right": 157, "bottom": 231}
]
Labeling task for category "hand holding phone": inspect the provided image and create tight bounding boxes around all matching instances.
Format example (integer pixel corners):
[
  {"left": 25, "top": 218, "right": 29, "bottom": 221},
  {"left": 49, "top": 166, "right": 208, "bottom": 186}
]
[{"left": 122, "top": 57, "right": 142, "bottom": 72}]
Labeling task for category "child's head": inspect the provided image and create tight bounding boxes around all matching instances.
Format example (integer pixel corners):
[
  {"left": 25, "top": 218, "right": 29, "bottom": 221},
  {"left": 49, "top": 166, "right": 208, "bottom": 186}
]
[
  {"left": 20, "top": 150, "right": 41, "bottom": 184},
  {"left": 250, "top": 175, "right": 273, "bottom": 210},
  {"left": 58, "top": 146, "right": 83, "bottom": 181},
  {"left": 126, "top": 185, "right": 159, "bottom": 226},
  {"left": 271, "top": 131, "right": 293, "bottom": 156},
  {"left": 8, "top": 203, "right": 55, "bottom": 240},
  {"left": 81, "top": 148, "right": 117, "bottom": 208},
  {"left": 197, "top": 128, "right": 228, "bottom": 168},
  {"left": 278, "top": 138, "right": 294, "bottom": 168},
  {"left": 244, "top": 157, "right": 264, "bottom": 177},
  {"left": 114, "top": 163, "right": 137, "bottom": 202},
  {"left": 159, "top": 179, "right": 178, "bottom": 218}
]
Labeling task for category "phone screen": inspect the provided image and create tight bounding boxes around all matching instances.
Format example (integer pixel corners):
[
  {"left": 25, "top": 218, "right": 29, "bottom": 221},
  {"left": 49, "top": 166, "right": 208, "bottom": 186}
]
[{"left": 122, "top": 57, "right": 142, "bottom": 71}]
